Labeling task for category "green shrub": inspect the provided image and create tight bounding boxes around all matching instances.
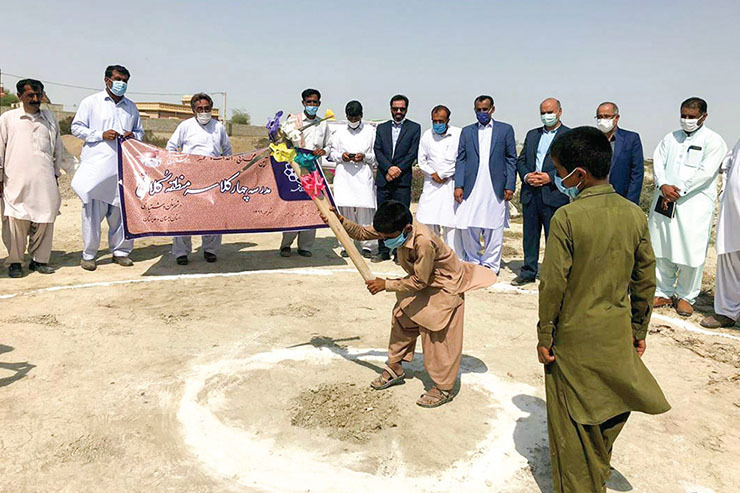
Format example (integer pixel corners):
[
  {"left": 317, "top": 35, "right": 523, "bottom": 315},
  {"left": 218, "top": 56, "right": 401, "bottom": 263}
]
[{"left": 231, "top": 109, "right": 251, "bottom": 125}]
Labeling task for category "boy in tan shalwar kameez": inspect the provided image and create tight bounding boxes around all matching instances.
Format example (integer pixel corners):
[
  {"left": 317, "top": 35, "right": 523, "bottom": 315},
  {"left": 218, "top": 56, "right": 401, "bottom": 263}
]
[{"left": 330, "top": 200, "right": 496, "bottom": 407}]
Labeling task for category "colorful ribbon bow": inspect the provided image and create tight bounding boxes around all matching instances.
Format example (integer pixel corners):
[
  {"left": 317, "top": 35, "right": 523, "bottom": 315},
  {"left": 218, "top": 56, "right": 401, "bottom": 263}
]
[
  {"left": 294, "top": 150, "right": 319, "bottom": 172},
  {"left": 269, "top": 142, "right": 296, "bottom": 164},
  {"left": 299, "top": 170, "right": 326, "bottom": 199},
  {"left": 266, "top": 111, "right": 283, "bottom": 141}
]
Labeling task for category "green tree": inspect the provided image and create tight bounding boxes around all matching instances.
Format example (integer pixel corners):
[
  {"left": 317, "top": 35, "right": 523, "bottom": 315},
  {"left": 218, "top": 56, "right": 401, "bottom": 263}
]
[
  {"left": 0, "top": 93, "right": 19, "bottom": 107},
  {"left": 231, "top": 108, "right": 251, "bottom": 125}
]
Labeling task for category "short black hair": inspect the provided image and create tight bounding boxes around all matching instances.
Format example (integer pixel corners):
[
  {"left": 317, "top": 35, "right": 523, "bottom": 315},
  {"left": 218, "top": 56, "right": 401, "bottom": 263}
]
[
  {"left": 373, "top": 200, "right": 413, "bottom": 234},
  {"left": 549, "top": 126, "right": 612, "bottom": 179},
  {"left": 390, "top": 94, "right": 409, "bottom": 107},
  {"left": 431, "top": 105, "right": 450, "bottom": 119},
  {"left": 105, "top": 65, "right": 130, "bottom": 79},
  {"left": 16, "top": 78, "right": 44, "bottom": 94},
  {"left": 475, "top": 95, "right": 494, "bottom": 106},
  {"left": 345, "top": 100, "right": 363, "bottom": 117},
  {"left": 302, "top": 88, "right": 321, "bottom": 101},
  {"left": 681, "top": 97, "right": 707, "bottom": 114},
  {"left": 190, "top": 92, "right": 213, "bottom": 111}
]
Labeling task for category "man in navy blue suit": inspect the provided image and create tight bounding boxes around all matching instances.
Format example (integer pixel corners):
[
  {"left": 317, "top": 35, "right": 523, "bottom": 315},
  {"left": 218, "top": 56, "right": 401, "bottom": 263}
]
[
  {"left": 454, "top": 95, "right": 517, "bottom": 274},
  {"left": 596, "top": 102, "right": 644, "bottom": 204},
  {"left": 373, "top": 94, "right": 421, "bottom": 261},
  {"left": 512, "top": 98, "right": 570, "bottom": 286}
]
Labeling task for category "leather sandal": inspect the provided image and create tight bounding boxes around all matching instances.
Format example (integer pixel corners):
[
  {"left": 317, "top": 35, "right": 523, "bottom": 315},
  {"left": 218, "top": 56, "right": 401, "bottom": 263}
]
[{"left": 370, "top": 365, "right": 405, "bottom": 390}]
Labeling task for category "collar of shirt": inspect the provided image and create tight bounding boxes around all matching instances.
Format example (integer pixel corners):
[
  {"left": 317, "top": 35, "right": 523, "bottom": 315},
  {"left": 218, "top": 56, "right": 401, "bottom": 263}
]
[
  {"left": 399, "top": 223, "right": 417, "bottom": 250},
  {"left": 347, "top": 122, "right": 364, "bottom": 132},
  {"left": 543, "top": 124, "right": 561, "bottom": 134},
  {"left": 102, "top": 90, "right": 129, "bottom": 107},
  {"left": 573, "top": 183, "right": 616, "bottom": 201},
  {"left": 477, "top": 120, "right": 494, "bottom": 130},
  {"left": 392, "top": 119, "right": 405, "bottom": 128}
]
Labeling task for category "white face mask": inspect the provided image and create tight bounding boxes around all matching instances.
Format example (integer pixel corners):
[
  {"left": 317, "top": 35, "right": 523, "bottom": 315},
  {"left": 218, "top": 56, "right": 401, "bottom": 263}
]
[
  {"left": 596, "top": 118, "right": 615, "bottom": 133},
  {"left": 348, "top": 120, "right": 361, "bottom": 129},
  {"left": 541, "top": 113, "right": 558, "bottom": 127},
  {"left": 196, "top": 112, "right": 212, "bottom": 125},
  {"left": 680, "top": 117, "right": 701, "bottom": 133}
]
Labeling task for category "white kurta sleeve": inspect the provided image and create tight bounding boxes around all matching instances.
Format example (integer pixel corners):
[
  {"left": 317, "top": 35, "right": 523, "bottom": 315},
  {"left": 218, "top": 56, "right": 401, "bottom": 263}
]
[
  {"left": 0, "top": 115, "right": 6, "bottom": 182},
  {"left": 417, "top": 135, "right": 435, "bottom": 176},
  {"left": 221, "top": 126, "right": 233, "bottom": 156},
  {"left": 363, "top": 129, "right": 376, "bottom": 166},
  {"left": 165, "top": 124, "right": 183, "bottom": 152},
  {"left": 131, "top": 110, "right": 144, "bottom": 141},
  {"left": 681, "top": 136, "right": 728, "bottom": 196},
  {"left": 328, "top": 132, "right": 343, "bottom": 163},
  {"left": 71, "top": 99, "right": 103, "bottom": 143},
  {"left": 652, "top": 136, "right": 669, "bottom": 189}
]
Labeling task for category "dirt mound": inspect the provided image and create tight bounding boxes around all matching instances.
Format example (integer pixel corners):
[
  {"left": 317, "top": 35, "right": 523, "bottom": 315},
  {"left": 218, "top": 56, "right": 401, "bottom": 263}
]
[
  {"left": 290, "top": 382, "right": 398, "bottom": 442},
  {"left": 7, "top": 314, "right": 60, "bottom": 326}
]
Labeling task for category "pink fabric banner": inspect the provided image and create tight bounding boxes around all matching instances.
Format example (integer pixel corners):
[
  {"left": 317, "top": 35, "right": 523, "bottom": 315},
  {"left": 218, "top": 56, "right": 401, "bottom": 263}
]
[{"left": 118, "top": 139, "right": 331, "bottom": 238}]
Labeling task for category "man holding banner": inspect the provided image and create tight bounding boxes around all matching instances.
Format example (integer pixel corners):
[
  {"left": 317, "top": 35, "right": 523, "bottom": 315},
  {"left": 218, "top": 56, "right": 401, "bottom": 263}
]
[
  {"left": 71, "top": 65, "right": 143, "bottom": 271},
  {"left": 166, "top": 92, "right": 232, "bottom": 265},
  {"left": 279, "top": 88, "right": 330, "bottom": 258}
]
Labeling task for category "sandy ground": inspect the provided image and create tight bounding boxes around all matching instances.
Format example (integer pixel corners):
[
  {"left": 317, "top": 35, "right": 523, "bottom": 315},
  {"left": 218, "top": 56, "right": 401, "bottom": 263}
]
[{"left": 1, "top": 148, "right": 739, "bottom": 492}]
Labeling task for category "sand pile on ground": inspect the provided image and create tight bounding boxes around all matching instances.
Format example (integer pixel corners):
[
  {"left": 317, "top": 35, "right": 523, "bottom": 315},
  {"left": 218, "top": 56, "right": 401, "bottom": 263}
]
[{"left": 290, "top": 382, "right": 398, "bottom": 442}]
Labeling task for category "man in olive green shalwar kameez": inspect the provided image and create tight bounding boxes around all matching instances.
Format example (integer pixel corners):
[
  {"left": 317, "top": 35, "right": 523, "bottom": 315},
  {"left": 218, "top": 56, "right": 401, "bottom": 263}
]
[{"left": 538, "top": 127, "right": 671, "bottom": 493}]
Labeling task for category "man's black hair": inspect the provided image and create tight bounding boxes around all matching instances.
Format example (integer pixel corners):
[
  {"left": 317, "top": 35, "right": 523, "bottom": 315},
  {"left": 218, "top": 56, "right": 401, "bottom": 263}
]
[
  {"left": 16, "top": 78, "right": 44, "bottom": 94},
  {"left": 190, "top": 92, "right": 213, "bottom": 111},
  {"left": 474, "top": 95, "right": 494, "bottom": 106},
  {"left": 373, "top": 200, "right": 413, "bottom": 234},
  {"left": 302, "top": 88, "right": 321, "bottom": 101},
  {"left": 390, "top": 94, "right": 409, "bottom": 107},
  {"left": 345, "top": 100, "right": 363, "bottom": 117},
  {"left": 549, "top": 126, "right": 612, "bottom": 179},
  {"left": 431, "top": 104, "right": 450, "bottom": 119},
  {"left": 105, "top": 65, "right": 130, "bottom": 78},
  {"left": 681, "top": 97, "right": 707, "bottom": 114}
]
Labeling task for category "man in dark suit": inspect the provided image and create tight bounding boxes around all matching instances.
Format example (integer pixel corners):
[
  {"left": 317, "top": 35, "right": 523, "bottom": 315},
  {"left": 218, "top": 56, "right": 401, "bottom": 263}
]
[
  {"left": 373, "top": 94, "right": 421, "bottom": 261},
  {"left": 454, "top": 95, "right": 517, "bottom": 274},
  {"left": 512, "top": 98, "right": 570, "bottom": 285},
  {"left": 596, "top": 101, "right": 644, "bottom": 204}
]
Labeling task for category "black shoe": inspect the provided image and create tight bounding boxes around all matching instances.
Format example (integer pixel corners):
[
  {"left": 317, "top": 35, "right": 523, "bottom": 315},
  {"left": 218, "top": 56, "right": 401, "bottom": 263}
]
[
  {"left": 280, "top": 247, "right": 291, "bottom": 257},
  {"left": 204, "top": 252, "right": 217, "bottom": 263},
  {"left": 80, "top": 258, "right": 97, "bottom": 271},
  {"left": 372, "top": 251, "right": 391, "bottom": 263},
  {"left": 393, "top": 256, "right": 400, "bottom": 265},
  {"left": 362, "top": 249, "right": 373, "bottom": 259},
  {"left": 112, "top": 256, "right": 134, "bottom": 267},
  {"left": 29, "top": 260, "right": 55, "bottom": 274},
  {"left": 176, "top": 255, "right": 189, "bottom": 265},
  {"left": 8, "top": 263, "right": 22, "bottom": 278},
  {"left": 297, "top": 249, "right": 312, "bottom": 257},
  {"left": 511, "top": 275, "right": 535, "bottom": 286},
  {"left": 340, "top": 250, "right": 349, "bottom": 258}
]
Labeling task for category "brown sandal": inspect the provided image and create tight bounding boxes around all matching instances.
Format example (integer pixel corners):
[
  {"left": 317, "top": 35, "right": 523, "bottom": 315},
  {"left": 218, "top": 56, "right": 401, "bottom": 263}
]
[
  {"left": 416, "top": 388, "right": 453, "bottom": 408},
  {"left": 370, "top": 365, "right": 405, "bottom": 390}
]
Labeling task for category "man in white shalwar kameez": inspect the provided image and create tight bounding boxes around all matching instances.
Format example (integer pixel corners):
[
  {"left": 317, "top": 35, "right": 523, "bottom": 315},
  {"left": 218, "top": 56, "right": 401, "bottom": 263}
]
[
  {"left": 166, "top": 92, "right": 232, "bottom": 265},
  {"left": 416, "top": 104, "right": 460, "bottom": 252},
  {"left": 71, "top": 65, "right": 143, "bottom": 271},
  {"left": 279, "top": 88, "right": 330, "bottom": 258},
  {"left": 648, "top": 97, "right": 727, "bottom": 317},
  {"left": 0, "top": 79, "right": 67, "bottom": 278},
  {"left": 328, "top": 100, "right": 377, "bottom": 258},
  {"left": 701, "top": 137, "right": 740, "bottom": 329}
]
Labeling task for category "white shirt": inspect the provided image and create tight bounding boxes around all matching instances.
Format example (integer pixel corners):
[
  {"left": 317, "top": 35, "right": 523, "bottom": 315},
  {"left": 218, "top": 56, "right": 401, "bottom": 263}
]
[
  {"left": 166, "top": 117, "right": 232, "bottom": 157},
  {"left": 286, "top": 112, "right": 330, "bottom": 151},
  {"left": 455, "top": 121, "right": 508, "bottom": 230},
  {"left": 328, "top": 122, "right": 377, "bottom": 208},
  {"left": 716, "top": 138, "right": 740, "bottom": 255},
  {"left": 649, "top": 125, "right": 728, "bottom": 266},
  {"left": 416, "top": 126, "right": 460, "bottom": 227},
  {"left": 71, "top": 90, "right": 144, "bottom": 205}
]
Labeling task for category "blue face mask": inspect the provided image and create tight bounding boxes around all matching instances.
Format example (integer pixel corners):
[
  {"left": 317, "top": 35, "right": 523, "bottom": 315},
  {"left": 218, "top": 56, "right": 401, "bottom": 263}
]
[
  {"left": 109, "top": 80, "right": 127, "bottom": 97},
  {"left": 476, "top": 111, "right": 491, "bottom": 126},
  {"left": 433, "top": 122, "right": 447, "bottom": 134},
  {"left": 555, "top": 168, "right": 583, "bottom": 199},
  {"left": 304, "top": 105, "right": 319, "bottom": 117},
  {"left": 384, "top": 231, "right": 409, "bottom": 249}
]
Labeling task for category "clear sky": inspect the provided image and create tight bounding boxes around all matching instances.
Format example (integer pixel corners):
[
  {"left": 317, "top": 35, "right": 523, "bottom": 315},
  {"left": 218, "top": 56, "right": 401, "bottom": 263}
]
[{"left": 2, "top": 0, "right": 739, "bottom": 150}]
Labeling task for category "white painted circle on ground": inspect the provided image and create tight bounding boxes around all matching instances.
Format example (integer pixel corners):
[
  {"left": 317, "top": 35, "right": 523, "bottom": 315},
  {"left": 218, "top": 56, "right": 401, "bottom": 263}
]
[{"left": 177, "top": 346, "right": 542, "bottom": 492}]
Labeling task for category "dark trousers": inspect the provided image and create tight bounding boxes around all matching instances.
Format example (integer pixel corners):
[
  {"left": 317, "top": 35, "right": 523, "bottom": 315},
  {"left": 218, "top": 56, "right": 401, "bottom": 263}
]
[
  {"left": 521, "top": 189, "right": 558, "bottom": 279},
  {"left": 376, "top": 183, "right": 411, "bottom": 255}
]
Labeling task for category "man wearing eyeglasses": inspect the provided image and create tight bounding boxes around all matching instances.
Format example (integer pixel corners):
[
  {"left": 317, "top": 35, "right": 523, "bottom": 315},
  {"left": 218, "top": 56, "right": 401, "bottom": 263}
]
[{"left": 595, "top": 102, "right": 644, "bottom": 205}]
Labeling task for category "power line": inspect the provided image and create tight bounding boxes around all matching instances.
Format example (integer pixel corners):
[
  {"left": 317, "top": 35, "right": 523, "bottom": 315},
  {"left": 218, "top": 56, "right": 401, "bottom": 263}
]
[{"left": 1, "top": 71, "right": 222, "bottom": 97}]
